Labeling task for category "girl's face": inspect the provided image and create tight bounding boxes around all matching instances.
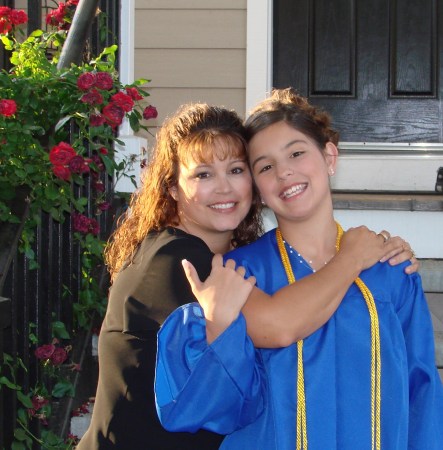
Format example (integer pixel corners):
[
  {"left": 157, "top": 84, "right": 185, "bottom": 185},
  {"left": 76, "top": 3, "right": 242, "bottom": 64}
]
[
  {"left": 248, "top": 120, "right": 337, "bottom": 223},
  {"left": 170, "top": 141, "right": 253, "bottom": 245}
]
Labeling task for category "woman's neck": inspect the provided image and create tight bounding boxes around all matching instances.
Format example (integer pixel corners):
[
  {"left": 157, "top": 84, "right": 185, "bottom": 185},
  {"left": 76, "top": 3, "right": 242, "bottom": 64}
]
[{"left": 174, "top": 223, "right": 233, "bottom": 255}]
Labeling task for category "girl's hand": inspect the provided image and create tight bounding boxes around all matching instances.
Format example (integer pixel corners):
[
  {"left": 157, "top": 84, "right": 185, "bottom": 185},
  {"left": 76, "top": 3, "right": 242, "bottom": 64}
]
[{"left": 182, "top": 254, "right": 256, "bottom": 343}]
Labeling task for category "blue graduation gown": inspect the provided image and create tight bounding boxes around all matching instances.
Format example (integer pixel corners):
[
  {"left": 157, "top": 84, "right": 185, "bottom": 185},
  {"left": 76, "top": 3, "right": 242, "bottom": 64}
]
[{"left": 155, "top": 229, "right": 443, "bottom": 449}]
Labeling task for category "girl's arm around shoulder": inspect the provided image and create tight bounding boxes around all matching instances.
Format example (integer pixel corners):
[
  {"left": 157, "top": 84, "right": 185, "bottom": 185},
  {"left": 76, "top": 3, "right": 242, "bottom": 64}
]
[{"left": 155, "top": 302, "right": 265, "bottom": 434}]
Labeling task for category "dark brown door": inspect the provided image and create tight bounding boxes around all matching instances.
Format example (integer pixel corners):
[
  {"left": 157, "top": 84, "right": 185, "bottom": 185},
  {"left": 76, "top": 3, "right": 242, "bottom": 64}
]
[{"left": 273, "top": 0, "right": 442, "bottom": 143}]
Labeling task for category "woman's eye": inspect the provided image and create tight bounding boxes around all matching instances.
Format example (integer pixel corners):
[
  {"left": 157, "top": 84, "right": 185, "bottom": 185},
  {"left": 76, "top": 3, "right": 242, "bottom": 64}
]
[
  {"left": 290, "top": 151, "right": 303, "bottom": 158},
  {"left": 231, "top": 167, "right": 245, "bottom": 174},
  {"left": 195, "top": 172, "right": 210, "bottom": 179}
]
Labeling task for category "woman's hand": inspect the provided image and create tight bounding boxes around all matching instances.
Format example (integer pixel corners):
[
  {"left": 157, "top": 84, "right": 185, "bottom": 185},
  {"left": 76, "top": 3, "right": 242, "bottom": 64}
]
[
  {"left": 340, "top": 226, "right": 418, "bottom": 274},
  {"left": 182, "top": 254, "right": 256, "bottom": 343},
  {"left": 379, "top": 236, "right": 418, "bottom": 274}
]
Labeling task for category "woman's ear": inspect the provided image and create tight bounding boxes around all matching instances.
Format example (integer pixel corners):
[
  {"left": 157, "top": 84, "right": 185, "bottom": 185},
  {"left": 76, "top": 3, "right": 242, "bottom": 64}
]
[
  {"left": 325, "top": 142, "right": 338, "bottom": 176},
  {"left": 169, "top": 185, "right": 178, "bottom": 201}
]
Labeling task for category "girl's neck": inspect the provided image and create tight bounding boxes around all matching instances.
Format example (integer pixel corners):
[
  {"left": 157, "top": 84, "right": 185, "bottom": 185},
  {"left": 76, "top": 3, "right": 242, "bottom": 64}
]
[{"left": 277, "top": 215, "right": 338, "bottom": 271}]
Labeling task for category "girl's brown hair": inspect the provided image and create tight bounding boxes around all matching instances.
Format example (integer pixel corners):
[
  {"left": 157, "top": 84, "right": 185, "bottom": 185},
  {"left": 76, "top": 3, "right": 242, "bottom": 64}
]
[
  {"left": 244, "top": 87, "right": 339, "bottom": 149},
  {"left": 105, "top": 103, "right": 263, "bottom": 280}
]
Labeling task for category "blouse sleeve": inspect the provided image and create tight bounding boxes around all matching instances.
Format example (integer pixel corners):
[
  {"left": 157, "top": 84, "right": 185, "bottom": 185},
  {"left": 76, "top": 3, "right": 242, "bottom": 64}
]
[
  {"left": 394, "top": 271, "right": 443, "bottom": 448},
  {"left": 155, "top": 303, "right": 265, "bottom": 435}
]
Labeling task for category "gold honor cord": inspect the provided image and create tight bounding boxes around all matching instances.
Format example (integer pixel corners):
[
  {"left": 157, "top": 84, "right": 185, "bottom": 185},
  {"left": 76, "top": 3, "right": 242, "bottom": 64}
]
[{"left": 276, "top": 223, "right": 382, "bottom": 450}]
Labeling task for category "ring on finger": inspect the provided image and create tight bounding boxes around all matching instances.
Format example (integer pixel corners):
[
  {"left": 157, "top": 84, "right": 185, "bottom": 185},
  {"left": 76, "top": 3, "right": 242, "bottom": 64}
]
[{"left": 378, "top": 231, "right": 390, "bottom": 242}]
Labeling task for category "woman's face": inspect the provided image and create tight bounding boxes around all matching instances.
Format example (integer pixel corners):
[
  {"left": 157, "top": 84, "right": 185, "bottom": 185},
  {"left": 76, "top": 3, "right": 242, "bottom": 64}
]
[
  {"left": 248, "top": 120, "right": 337, "bottom": 223},
  {"left": 171, "top": 141, "right": 253, "bottom": 245}
]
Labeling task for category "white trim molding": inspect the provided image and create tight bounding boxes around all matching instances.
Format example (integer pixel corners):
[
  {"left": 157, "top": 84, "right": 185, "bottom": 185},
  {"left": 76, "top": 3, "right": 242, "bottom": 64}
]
[{"left": 246, "top": 0, "right": 273, "bottom": 115}]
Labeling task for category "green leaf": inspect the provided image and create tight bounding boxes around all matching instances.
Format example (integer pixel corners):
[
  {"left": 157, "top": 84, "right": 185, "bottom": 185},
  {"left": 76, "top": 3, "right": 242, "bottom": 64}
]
[
  {"left": 52, "top": 379, "right": 75, "bottom": 398},
  {"left": 55, "top": 115, "right": 73, "bottom": 132},
  {"left": 52, "top": 321, "right": 70, "bottom": 340},
  {"left": 0, "top": 376, "right": 20, "bottom": 390},
  {"left": 11, "top": 440, "right": 27, "bottom": 450},
  {"left": 17, "top": 390, "right": 33, "bottom": 408},
  {"left": 13, "top": 428, "right": 28, "bottom": 441}
]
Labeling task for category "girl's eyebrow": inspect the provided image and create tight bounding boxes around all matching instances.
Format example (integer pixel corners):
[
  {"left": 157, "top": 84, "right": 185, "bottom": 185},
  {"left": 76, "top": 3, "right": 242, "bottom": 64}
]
[{"left": 250, "top": 139, "right": 306, "bottom": 170}]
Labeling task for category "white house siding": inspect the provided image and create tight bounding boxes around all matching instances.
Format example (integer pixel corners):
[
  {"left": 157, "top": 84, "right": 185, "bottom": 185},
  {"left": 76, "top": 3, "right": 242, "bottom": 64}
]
[{"left": 134, "top": 0, "right": 247, "bottom": 151}]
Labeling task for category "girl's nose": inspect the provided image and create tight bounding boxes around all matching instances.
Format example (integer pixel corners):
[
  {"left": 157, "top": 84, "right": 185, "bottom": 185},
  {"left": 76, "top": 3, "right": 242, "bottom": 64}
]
[{"left": 277, "top": 165, "right": 294, "bottom": 180}]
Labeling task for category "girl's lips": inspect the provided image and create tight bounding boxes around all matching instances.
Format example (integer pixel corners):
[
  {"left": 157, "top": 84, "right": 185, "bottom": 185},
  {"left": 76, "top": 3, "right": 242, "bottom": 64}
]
[{"left": 279, "top": 183, "right": 307, "bottom": 199}]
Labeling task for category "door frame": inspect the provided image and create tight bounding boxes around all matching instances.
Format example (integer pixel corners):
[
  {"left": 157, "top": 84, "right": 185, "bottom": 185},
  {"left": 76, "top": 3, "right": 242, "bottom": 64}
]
[{"left": 246, "top": 0, "right": 443, "bottom": 192}]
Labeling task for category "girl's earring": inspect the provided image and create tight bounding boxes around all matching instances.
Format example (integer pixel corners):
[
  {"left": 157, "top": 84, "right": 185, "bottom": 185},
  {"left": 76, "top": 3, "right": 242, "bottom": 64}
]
[
  {"left": 329, "top": 168, "right": 335, "bottom": 176},
  {"left": 261, "top": 198, "right": 266, "bottom": 206}
]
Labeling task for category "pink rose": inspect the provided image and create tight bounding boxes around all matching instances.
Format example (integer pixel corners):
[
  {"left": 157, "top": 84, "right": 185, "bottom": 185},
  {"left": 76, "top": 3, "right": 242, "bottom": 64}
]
[
  {"left": 125, "top": 87, "right": 143, "bottom": 101},
  {"left": 77, "top": 72, "right": 96, "bottom": 91},
  {"left": 35, "top": 344, "right": 55, "bottom": 360},
  {"left": 94, "top": 72, "right": 114, "bottom": 90},
  {"left": 49, "top": 142, "right": 76, "bottom": 165},
  {"left": 0, "top": 99, "right": 17, "bottom": 117},
  {"left": 81, "top": 89, "right": 103, "bottom": 105},
  {"left": 142, "top": 105, "right": 158, "bottom": 120},
  {"left": 52, "top": 164, "right": 71, "bottom": 181},
  {"left": 97, "top": 201, "right": 111, "bottom": 211},
  {"left": 102, "top": 103, "right": 125, "bottom": 128},
  {"left": 111, "top": 92, "right": 134, "bottom": 112},
  {"left": 88, "top": 218, "right": 100, "bottom": 235}
]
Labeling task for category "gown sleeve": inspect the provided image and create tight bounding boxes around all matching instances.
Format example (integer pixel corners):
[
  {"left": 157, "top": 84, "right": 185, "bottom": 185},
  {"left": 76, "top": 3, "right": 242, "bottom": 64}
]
[
  {"left": 394, "top": 271, "right": 443, "bottom": 449},
  {"left": 155, "top": 303, "right": 265, "bottom": 435}
]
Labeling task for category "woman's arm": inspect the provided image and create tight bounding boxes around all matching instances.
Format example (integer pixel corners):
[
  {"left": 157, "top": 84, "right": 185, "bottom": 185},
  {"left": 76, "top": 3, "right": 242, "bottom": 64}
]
[{"left": 184, "top": 226, "right": 417, "bottom": 347}]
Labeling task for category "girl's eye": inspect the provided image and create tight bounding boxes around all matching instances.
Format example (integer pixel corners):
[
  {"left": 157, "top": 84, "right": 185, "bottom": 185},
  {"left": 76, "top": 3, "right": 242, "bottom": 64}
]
[
  {"left": 258, "top": 164, "right": 272, "bottom": 174},
  {"left": 290, "top": 151, "right": 303, "bottom": 158}
]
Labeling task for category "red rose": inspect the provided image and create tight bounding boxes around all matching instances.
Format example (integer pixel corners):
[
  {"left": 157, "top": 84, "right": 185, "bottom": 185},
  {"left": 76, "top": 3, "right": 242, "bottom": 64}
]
[
  {"left": 67, "top": 0, "right": 80, "bottom": 5},
  {"left": 52, "top": 164, "right": 71, "bottom": 181},
  {"left": 97, "top": 201, "right": 111, "bottom": 211},
  {"left": 50, "top": 347, "right": 68, "bottom": 366},
  {"left": 77, "top": 72, "right": 96, "bottom": 91},
  {"left": 110, "top": 91, "right": 134, "bottom": 112},
  {"left": 94, "top": 72, "right": 114, "bottom": 90},
  {"left": 102, "top": 103, "right": 125, "bottom": 128},
  {"left": 35, "top": 344, "right": 55, "bottom": 360},
  {"left": 81, "top": 89, "right": 103, "bottom": 105},
  {"left": 9, "top": 9, "right": 28, "bottom": 25},
  {"left": 89, "top": 114, "right": 106, "bottom": 127},
  {"left": 31, "top": 395, "right": 49, "bottom": 411},
  {"left": 91, "top": 154, "right": 105, "bottom": 172},
  {"left": 92, "top": 180, "right": 105, "bottom": 192},
  {"left": 73, "top": 213, "right": 90, "bottom": 233},
  {"left": 99, "top": 147, "right": 108, "bottom": 155},
  {"left": 142, "top": 105, "right": 158, "bottom": 120},
  {"left": 0, "top": 99, "right": 17, "bottom": 117},
  {"left": 69, "top": 155, "right": 90, "bottom": 174},
  {"left": 88, "top": 218, "right": 100, "bottom": 235},
  {"left": 0, "top": 6, "right": 11, "bottom": 18},
  {"left": 125, "top": 87, "right": 143, "bottom": 101},
  {"left": 49, "top": 142, "right": 76, "bottom": 165},
  {"left": 0, "top": 19, "right": 11, "bottom": 34}
]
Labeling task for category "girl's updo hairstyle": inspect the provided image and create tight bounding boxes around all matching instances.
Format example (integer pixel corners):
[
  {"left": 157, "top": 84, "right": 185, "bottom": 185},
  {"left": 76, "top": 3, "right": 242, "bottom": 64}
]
[{"left": 244, "top": 88, "right": 339, "bottom": 150}]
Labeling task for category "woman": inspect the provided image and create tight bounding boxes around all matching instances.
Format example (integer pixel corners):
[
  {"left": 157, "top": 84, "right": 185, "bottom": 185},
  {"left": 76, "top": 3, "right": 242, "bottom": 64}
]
[{"left": 155, "top": 91, "right": 442, "bottom": 449}]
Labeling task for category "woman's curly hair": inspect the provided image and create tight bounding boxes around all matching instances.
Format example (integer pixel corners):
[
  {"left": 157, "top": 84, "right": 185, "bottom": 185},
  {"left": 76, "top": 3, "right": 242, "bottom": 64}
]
[
  {"left": 105, "top": 103, "right": 263, "bottom": 280},
  {"left": 244, "top": 87, "right": 339, "bottom": 148}
]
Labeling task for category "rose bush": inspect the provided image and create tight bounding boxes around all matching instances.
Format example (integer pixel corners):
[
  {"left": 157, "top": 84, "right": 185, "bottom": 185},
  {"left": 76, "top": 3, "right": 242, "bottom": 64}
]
[{"left": 0, "top": 3, "right": 157, "bottom": 448}]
